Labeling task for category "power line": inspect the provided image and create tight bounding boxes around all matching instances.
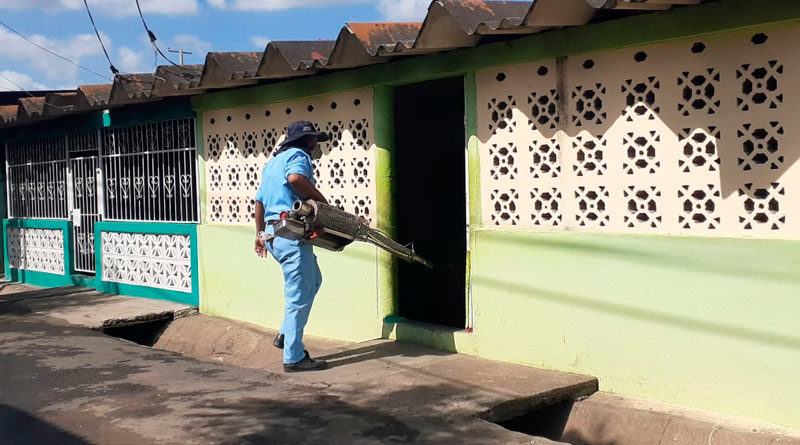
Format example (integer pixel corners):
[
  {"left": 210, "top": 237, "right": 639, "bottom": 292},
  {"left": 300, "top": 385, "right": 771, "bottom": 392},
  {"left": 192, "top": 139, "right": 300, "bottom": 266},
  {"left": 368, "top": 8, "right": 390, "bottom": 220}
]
[
  {"left": 0, "top": 72, "right": 38, "bottom": 98},
  {"left": 0, "top": 72, "right": 68, "bottom": 111},
  {"left": 0, "top": 19, "right": 112, "bottom": 82},
  {"left": 82, "top": 0, "right": 119, "bottom": 75},
  {"left": 134, "top": 0, "right": 182, "bottom": 68}
]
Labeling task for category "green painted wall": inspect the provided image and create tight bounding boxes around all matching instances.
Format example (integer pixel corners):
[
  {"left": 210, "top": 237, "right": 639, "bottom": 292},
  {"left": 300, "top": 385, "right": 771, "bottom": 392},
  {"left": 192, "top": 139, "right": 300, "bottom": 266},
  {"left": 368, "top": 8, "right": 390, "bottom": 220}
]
[
  {"left": 189, "top": 0, "right": 800, "bottom": 430},
  {"left": 465, "top": 230, "right": 800, "bottom": 428},
  {"left": 198, "top": 224, "right": 381, "bottom": 342}
]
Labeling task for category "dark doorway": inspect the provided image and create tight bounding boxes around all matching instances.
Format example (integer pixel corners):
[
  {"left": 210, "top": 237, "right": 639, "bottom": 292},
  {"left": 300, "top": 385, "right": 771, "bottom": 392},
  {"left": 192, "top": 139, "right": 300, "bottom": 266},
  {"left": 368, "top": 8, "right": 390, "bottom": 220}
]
[{"left": 394, "top": 76, "right": 467, "bottom": 329}]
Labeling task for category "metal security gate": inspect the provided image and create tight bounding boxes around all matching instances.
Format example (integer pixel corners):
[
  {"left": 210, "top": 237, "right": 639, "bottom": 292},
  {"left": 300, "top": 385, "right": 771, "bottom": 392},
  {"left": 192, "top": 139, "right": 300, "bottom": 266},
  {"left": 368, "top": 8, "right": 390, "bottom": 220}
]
[
  {"left": 6, "top": 118, "right": 198, "bottom": 276},
  {"left": 67, "top": 131, "right": 103, "bottom": 274},
  {"left": 70, "top": 156, "right": 101, "bottom": 273}
]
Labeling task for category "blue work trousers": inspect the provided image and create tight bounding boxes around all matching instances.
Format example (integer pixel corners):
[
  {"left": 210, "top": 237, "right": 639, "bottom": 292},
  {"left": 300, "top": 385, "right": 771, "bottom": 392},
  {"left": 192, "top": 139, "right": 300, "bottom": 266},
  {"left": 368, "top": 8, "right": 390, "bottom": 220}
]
[{"left": 267, "top": 236, "right": 323, "bottom": 364}]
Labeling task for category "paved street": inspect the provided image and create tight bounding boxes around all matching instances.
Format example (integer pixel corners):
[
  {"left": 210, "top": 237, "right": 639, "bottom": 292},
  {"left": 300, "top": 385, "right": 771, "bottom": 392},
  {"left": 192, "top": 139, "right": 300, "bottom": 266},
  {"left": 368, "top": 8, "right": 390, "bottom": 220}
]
[{"left": 0, "top": 284, "right": 577, "bottom": 444}]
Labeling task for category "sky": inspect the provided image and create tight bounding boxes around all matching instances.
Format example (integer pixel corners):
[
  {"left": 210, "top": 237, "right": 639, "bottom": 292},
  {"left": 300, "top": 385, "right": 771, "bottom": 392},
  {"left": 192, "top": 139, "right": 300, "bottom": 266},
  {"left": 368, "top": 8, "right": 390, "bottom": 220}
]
[{"left": 0, "top": 0, "right": 434, "bottom": 91}]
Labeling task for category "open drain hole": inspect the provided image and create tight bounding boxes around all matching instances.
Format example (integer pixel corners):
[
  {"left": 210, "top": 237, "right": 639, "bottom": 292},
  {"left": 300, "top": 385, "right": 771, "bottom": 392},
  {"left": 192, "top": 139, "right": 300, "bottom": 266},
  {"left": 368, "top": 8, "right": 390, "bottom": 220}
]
[
  {"left": 99, "top": 316, "right": 173, "bottom": 347},
  {"left": 481, "top": 394, "right": 582, "bottom": 442},
  {"left": 494, "top": 399, "right": 574, "bottom": 440}
]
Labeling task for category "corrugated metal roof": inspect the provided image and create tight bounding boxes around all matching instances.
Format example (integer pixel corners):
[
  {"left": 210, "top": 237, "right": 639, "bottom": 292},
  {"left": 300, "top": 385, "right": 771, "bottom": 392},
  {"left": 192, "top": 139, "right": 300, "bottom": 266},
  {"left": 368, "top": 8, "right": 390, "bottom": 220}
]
[
  {"left": 42, "top": 92, "right": 77, "bottom": 117},
  {"left": 412, "top": 1, "right": 533, "bottom": 51},
  {"left": 75, "top": 84, "right": 113, "bottom": 110},
  {"left": 152, "top": 64, "right": 205, "bottom": 97},
  {"left": 589, "top": 0, "right": 700, "bottom": 10},
  {"left": 325, "top": 22, "right": 423, "bottom": 69},
  {"left": 109, "top": 73, "right": 157, "bottom": 106},
  {"left": 17, "top": 96, "right": 46, "bottom": 122},
  {"left": 0, "top": 0, "right": 710, "bottom": 128},
  {"left": 255, "top": 40, "right": 335, "bottom": 79},
  {"left": 0, "top": 105, "right": 18, "bottom": 125},
  {"left": 199, "top": 52, "right": 262, "bottom": 88}
]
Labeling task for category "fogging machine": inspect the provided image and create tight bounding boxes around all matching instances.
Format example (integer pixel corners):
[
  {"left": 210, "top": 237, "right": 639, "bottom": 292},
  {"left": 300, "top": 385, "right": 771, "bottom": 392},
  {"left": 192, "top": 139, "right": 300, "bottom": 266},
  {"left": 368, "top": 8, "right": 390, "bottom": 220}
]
[{"left": 270, "top": 199, "right": 433, "bottom": 269}]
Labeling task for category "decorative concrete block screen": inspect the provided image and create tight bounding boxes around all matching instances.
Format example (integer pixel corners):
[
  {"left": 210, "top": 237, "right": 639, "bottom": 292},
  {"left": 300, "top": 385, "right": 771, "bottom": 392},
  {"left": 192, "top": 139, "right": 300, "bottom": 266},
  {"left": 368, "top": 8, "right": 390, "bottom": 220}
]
[
  {"left": 6, "top": 227, "right": 65, "bottom": 274},
  {"left": 202, "top": 89, "right": 376, "bottom": 226},
  {"left": 477, "top": 23, "right": 800, "bottom": 238},
  {"left": 100, "top": 232, "right": 193, "bottom": 292}
]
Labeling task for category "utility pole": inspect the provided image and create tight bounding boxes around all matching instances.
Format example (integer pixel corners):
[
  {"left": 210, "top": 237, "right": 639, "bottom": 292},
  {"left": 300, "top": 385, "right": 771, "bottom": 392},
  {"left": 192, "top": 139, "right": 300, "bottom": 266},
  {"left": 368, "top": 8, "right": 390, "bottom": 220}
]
[{"left": 168, "top": 47, "right": 193, "bottom": 65}]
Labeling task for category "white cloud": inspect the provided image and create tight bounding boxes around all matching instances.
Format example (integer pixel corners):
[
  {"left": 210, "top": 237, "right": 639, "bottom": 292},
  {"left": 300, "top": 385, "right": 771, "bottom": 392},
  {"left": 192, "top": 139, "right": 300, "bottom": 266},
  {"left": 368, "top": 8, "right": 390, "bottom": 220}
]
[
  {"left": 118, "top": 46, "right": 146, "bottom": 72},
  {"left": 0, "top": 70, "right": 50, "bottom": 90},
  {"left": 0, "top": 0, "right": 199, "bottom": 17},
  {"left": 208, "top": 0, "right": 369, "bottom": 11},
  {"left": 375, "top": 0, "right": 430, "bottom": 21},
  {"left": 250, "top": 35, "right": 271, "bottom": 49},
  {"left": 0, "top": 28, "right": 108, "bottom": 81}
]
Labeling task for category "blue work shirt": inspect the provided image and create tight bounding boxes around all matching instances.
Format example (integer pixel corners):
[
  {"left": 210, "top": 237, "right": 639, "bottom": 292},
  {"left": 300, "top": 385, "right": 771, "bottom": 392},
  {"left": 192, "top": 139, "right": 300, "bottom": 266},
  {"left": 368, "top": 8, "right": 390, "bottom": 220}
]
[{"left": 254, "top": 147, "right": 314, "bottom": 227}]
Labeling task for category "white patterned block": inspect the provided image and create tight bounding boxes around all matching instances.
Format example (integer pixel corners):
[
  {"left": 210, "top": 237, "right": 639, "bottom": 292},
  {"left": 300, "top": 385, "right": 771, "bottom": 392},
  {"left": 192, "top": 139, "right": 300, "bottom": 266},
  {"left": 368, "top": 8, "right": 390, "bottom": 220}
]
[
  {"left": 101, "top": 232, "right": 192, "bottom": 292},
  {"left": 6, "top": 228, "right": 65, "bottom": 274}
]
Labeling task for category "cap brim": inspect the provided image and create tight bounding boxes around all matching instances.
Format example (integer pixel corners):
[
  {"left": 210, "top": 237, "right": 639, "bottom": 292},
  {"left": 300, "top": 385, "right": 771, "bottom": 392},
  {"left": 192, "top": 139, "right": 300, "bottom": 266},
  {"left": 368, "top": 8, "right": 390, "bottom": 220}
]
[
  {"left": 277, "top": 131, "right": 329, "bottom": 148},
  {"left": 312, "top": 131, "right": 329, "bottom": 142}
]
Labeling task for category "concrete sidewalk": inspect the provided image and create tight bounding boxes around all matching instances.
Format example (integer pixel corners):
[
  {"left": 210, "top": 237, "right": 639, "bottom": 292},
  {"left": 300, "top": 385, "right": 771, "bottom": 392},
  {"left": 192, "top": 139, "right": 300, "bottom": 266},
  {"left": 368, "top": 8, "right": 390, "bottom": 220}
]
[
  {"left": 0, "top": 282, "right": 578, "bottom": 443},
  {"left": 3, "top": 283, "right": 798, "bottom": 444},
  {"left": 156, "top": 314, "right": 598, "bottom": 426},
  {"left": 0, "top": 282, "right": 195, "bottom": 329},
  {"left": 0, "top": 283, "right": 597, "bottom": 434}
]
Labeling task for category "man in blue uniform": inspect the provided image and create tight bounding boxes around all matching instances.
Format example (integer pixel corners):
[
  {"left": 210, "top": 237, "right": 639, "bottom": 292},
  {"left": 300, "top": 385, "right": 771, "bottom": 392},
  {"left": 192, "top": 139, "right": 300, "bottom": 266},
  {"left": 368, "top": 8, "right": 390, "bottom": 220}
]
[{"left": 254, "top": 120, "right": 329, "bottom": 372}]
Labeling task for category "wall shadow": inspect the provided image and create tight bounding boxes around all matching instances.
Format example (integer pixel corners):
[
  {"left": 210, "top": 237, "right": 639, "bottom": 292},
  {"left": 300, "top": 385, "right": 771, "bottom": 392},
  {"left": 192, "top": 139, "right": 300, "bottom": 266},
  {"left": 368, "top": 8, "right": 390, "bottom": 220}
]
[{"left": 474, "top": 274, "right": 800, "bottom": 351}]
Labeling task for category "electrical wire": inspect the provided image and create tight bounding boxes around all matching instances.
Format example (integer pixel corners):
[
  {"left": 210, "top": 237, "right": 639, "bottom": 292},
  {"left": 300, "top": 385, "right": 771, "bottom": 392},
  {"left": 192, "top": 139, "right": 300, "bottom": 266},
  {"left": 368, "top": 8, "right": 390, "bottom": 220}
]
[
  {"left": 134, "top": 0, "right": 182, "bottom": 68},
  {"left": 82, "top": 0, "right": 119, "bottom": 75},
  {"left": 0, "top": 19, "right": 112, "bottom": 82},
  {"left": 0, "top": 72, "right": 69, "bottom": 111}
]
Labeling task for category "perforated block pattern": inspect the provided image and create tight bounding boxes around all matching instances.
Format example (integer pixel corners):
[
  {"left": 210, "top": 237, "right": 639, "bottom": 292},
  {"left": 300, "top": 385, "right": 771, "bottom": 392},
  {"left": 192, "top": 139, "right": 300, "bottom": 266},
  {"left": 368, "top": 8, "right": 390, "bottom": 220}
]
[
  {"left": 6, "top": 228, "right": 65, "bottom": 274},
  {"left": 202, "top": 89, "right": 376, "bottom": 226},
  {"left": 101, "top": 232, "right": 192, "bottom": 292},
  {"left": 477, "top": 24, "right": 800, "bottom": 238}
]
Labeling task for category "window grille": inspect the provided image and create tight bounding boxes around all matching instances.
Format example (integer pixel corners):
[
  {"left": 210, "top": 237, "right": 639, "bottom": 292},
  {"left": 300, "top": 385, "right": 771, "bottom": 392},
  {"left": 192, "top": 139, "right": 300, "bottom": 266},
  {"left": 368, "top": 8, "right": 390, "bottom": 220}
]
[
  {"left": 101, "top": 118, "right": 198, "bottom": 223},
  {"left": 5, "top": 117, "right": 199, "bottom": 274},
  {"left": 6, "top": 135, "right": 69, "bottom": 219}
]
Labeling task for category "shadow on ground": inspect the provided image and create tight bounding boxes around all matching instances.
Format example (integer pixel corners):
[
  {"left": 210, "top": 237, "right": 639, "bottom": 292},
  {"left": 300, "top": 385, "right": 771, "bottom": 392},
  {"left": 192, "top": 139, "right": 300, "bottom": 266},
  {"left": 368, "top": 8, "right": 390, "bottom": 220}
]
[
  {"left": 0, "top": 286, "right": 110, "bottom": 316},
  {"left": 0, "top": 404, "right": 91, "bottom": 445}
]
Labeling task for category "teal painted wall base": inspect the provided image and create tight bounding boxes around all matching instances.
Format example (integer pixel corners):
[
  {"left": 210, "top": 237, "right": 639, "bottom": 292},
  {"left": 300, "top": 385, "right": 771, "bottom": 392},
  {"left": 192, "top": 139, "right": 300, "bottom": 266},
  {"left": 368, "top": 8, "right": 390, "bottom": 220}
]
[
  {"left": 4, "top": 269, "right": 76, "bottom": 288},
  {"left": 3, "top": 219, "right": 74, "bottom": 288},
  {"left": 2, "top": 219, "right": 201, "bottom": 306},
  {"left": 94, "top": 221, "right": 200, "bottom": 306}
]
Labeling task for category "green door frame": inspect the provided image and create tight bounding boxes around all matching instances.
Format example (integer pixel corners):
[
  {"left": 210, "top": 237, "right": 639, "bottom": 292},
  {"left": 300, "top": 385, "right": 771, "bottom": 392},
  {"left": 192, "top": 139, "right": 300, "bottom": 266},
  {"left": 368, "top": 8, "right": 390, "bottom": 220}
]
[{"left": 375, "top": 74, "right": 479, "bottom": 329}]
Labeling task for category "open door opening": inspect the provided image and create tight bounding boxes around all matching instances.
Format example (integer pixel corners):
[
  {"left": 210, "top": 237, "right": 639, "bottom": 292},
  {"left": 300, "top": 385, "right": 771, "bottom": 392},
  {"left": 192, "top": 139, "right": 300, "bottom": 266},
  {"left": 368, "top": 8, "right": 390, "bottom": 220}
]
[{"left": 394, "top": 76, "right": 467, "bottom": 329}]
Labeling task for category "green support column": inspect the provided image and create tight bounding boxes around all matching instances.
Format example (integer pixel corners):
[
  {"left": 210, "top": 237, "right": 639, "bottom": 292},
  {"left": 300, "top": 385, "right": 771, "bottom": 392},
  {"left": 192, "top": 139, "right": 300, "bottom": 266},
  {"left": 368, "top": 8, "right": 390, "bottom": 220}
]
[
  {"left": 0, "top": 147, "right": 6, "bottom": 272},
  {"left": 373, "top": 86, "right": 398, "bottom": 328},
  {"left": 464, "top": 71, "right": 482, "bottom": 328}
]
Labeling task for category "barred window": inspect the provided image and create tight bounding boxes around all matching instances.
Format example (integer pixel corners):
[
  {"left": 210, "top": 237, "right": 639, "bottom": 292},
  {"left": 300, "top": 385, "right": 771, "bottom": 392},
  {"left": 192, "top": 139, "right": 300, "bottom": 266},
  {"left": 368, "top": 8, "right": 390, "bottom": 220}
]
[
  {"left": 5, "top": 117, "right": 198, "bottom": 274},
  {"left": 6, "top": 135, "right": 69, "bottom": 219},
  {"left": 5, "top": 118, "right": 198, "bottom": 224},
  {"left": 101, "top": 118, "right": 198, "bottom": 223}
]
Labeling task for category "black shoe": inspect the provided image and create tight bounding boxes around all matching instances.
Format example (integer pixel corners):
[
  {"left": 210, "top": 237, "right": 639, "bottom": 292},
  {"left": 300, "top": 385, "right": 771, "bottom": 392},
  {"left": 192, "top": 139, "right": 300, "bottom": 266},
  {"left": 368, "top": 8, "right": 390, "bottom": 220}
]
[
  {"left": 283, "top": 352, "right": 328, "bottom": 373},
  {"left": 273, "top": 333, "right": 284, "bottom": 349}
]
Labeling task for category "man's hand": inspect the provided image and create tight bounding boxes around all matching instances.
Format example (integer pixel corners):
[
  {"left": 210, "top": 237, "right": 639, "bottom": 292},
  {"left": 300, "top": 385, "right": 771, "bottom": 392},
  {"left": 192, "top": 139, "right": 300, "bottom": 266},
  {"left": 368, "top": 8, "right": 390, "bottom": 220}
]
[{"left": 254, "top": 236, "right": 268, "bottom": 258}]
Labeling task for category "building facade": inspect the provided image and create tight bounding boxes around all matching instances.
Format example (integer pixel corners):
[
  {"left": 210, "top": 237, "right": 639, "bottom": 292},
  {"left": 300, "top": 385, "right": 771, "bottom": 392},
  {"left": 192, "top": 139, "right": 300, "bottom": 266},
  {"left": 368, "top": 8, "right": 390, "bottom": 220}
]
[{"left": 2, "top": 0, "right": 798, "bottom": 430}]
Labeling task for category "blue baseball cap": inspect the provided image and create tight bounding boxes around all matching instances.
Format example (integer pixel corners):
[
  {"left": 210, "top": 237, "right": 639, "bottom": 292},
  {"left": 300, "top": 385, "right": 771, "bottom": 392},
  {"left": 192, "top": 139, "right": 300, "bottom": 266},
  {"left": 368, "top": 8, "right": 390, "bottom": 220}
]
[{"left": 278, "top": 120, "right": 329, "bottom": 149}]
